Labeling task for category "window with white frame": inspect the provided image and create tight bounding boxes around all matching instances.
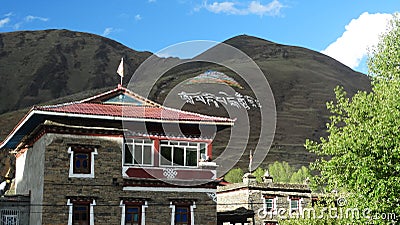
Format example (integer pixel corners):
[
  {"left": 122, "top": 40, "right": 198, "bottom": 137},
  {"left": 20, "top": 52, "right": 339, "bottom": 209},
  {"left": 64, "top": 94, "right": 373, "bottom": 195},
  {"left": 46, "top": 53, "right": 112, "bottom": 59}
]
[
  {"left": 288, "top": 197, "right": 302, "bottom": 214},
  {"left": 68, "top": 145, "right": 98, "bottom": 178},
  {"left": 120, "top": 200, "right": 148, "bottom": 225},
  {"left": 159, "top": 141, "right": 207, "bottom": 167},
  {"left": 67, "top": 199, "right": 96, "bottom": 225},
  {"left": 263, "top": 196, "right": 277, "bottom": 213},
  {"left": 169, "top": 201, "right": 196, "bottom": 225},
  {"left": 1, "top": 209, "right": 20, "bottom": 225},
  {"left": 124, "top": 139, "right": 153, "bottom": 166}
]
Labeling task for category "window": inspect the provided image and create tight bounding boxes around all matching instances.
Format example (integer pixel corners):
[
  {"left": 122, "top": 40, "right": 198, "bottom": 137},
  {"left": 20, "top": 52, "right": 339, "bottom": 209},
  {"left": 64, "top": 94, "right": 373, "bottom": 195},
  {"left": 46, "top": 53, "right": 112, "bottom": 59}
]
[
  {"left": 290, "top": 199, "right": 299, "bottom": 211},
  {"left": 175, "top": 206, "right": 190, "bottom": 225},
  {"left": 68, "top": 145, "right": 98, "bottom": 178},
  {"left": 67, "top": 199, "right": 95, "bottom": 225},
  {"left": 73, "top": 204, "right": 89, "bottom": 225},
  {"left": 124, "top": 139, "right": 153, "bottom": 166},
  {"left": 74, "top": 152, "right": 90, "bottom": 174},
  {"left": 170, "top": 201, "right": 195, "bottom": 225},
  {"left": 1, "top": 209, "right": 20, "bottom": 225},
  {"left": 160, "top": 141, "right": 207, "bottom": 167},
  {"left": 125, "top": 206, "right": 141, "bottom": 225},
  {"left": 265, "top": 198, "right": 274, "bottom": 212},
  {"left": 288, "top": 197, "right": 302, "bottom": 215},
  {"left": 120, "top": 200, "right": 148, "bottom": 225},
  {"left": 263, "top": 196, "right": 277, "bottom": 214}
]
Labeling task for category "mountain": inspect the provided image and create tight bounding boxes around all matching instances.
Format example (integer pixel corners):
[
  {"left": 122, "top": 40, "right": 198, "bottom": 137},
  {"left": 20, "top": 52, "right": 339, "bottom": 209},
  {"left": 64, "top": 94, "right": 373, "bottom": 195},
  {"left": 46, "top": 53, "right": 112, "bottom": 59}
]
[{"left": 0, "top": 30, "right": 371, "bottom": 175}]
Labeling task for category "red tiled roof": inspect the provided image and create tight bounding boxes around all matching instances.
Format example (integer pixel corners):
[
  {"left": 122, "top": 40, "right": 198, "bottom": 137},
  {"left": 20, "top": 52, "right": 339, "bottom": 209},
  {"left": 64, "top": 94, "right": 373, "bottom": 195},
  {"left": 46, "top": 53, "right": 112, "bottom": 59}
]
[
  {"left": 0, "top": 86, "right": 234, "bottom": 149},
  {"left": 35, "top": 102, "right": 234, "bottom": 123},
  {"left": 33, "top": 86, "right": 235, "bottom": 124}
]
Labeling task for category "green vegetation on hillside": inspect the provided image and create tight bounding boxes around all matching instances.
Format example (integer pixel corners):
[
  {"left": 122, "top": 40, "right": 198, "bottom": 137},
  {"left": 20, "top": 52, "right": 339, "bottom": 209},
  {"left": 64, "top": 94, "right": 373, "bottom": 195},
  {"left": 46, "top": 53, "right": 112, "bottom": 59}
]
[{"left": 224, "top": 161, "right": 311, "bottom": 184}]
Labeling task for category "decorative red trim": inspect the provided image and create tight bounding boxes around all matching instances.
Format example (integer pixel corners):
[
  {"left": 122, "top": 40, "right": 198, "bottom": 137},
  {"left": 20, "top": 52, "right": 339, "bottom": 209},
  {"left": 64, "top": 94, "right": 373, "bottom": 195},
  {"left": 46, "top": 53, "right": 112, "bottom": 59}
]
[
  {"left": 123, "top": 179, "right": 218, "bottom": 189},
  {"left": 153, "top": 139, "right": 160, "bottom": 166},
  {"left": 125, "top": 167, "right": 215, "bottom": 180},
  {"left": 15, "top": 148, "right": 29, "bottom": 159},
  {"left": 207, "top": 142, "right": 213, "bottom": 159},
  {"left": 123, "top": 200, "right": 145, "bottom": 205}
]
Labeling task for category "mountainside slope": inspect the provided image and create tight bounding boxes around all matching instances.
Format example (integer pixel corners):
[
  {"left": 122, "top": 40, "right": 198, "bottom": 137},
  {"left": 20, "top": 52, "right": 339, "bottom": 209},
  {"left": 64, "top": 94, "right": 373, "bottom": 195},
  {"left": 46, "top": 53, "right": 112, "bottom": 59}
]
[
  {"left": 0, "top": 30, "right": 371, "bottom": 172},
  {"left": 0, "top": 29, "right": 151, "bottom": 114}
]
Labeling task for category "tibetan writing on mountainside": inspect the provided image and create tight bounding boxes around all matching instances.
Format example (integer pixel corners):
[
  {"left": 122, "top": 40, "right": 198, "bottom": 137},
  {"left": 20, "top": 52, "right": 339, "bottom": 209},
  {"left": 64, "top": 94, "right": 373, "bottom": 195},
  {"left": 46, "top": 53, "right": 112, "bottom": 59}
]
[{"left": 178, "top": 91, "right": 261, "bottom": 110}]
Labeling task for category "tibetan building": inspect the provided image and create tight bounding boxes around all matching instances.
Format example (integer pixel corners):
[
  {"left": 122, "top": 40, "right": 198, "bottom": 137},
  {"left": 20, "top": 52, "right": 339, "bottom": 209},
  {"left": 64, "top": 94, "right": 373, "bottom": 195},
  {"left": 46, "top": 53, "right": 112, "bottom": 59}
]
[{"left": 0, "top": 85, "right": 234, "bottom": 225}]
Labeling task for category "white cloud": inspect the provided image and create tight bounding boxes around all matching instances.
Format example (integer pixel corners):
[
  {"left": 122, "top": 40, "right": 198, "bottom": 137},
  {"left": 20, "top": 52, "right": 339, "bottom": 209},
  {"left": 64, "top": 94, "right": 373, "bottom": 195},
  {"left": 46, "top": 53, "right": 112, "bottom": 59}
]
[
  {"left": 0, "top": 17, "right": 10, "bottom": 28},
  {"left": 25, "top": 15, "right": 49, "bottom": 22},
  {"left": 202, "top": 0, "right": 283, "bottom": 16},
  {"left": 135, "top": 14, "right": 142, "bottom": 21},
  {"left": 322, "top": 12, "right": 393, "bottom": 69},
  {"left": 102, "top": 27, "right": 114, "bottom": 36},
  {"left": 4, "top": 12, "right": 13, "bottom": 17},
  {"left": 206, "top": 2, "right": 241, "bottom": 14},
  {"left": 248, "top": 0, "right": 282, "bottom": 16}
]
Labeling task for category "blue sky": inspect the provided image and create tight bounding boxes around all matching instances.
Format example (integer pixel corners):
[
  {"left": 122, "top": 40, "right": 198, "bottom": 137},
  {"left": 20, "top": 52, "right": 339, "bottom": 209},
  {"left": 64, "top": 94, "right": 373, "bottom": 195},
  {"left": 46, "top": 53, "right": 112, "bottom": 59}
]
[{"left": 0, "top": 0, "right": 398, "bottom": 73}]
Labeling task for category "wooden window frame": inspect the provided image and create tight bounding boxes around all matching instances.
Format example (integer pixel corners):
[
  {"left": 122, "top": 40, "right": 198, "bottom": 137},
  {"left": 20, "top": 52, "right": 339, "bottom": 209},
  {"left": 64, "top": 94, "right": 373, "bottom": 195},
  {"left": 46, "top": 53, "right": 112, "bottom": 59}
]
[
  {"left": 72, "top": 203, "right": 90, "bottom": 225},
  {"left": 68, "top": 145, "right": 98, "bottom": 178},
  {"left": 174, "top": 205, "right": 191, "bottom": 225}
]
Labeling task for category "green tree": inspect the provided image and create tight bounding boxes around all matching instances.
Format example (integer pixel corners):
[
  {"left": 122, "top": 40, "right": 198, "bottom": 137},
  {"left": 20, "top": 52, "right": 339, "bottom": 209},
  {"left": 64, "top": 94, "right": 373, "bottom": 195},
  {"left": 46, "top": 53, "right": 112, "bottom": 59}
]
[
  {"left": 224, "top": 167, "right": 244, "bottom": 183},
  {"left": 268, "top": 161, "right": 294, "bottom": 183},
  {"left": 305, "top": 14, "right": 400, "bottom": 224},
  {"left": 290, "top": 166, "right": 311, "bottom": 184},
  {"left": 252, "top": 167, "right": 265, "bottom": 183}
]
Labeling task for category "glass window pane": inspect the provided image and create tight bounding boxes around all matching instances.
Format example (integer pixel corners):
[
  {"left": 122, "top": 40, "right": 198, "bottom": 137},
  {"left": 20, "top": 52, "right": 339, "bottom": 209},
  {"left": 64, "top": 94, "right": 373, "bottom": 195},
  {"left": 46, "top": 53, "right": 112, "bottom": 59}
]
[
  {"left": 134, "top": 139, "right": 143, "bottom": 144},
  {"left": 160, "top": 146, "right": 172, "bottom": 165},
  {"left": 181, "top": 213, "right": 188, "bottom": 222},
  {"left": 291, "top": 199, "right": 299, "bottom": 209},
  {"left": 82, "top": 160, "right": 88, "bottom": 168},
  {"left": 124, "top": 144, "right": 133, "bottom": 164},
  {"left": 143, "top": 146, "right": 152, "bottom": 165},
  {"left": 134, "top": 145, "right": 143, "bottom": 164},
  {"left": 133, "top": 214, "right": 139, "bottom": 222},
  {"left": 144, "top": 139, "right": 153, "bottom": 144},
  {"left": 266, "top": 199, "right": 273, "bottom": 209},
  {"left": 189, "top": 142, "right": 197, "bottom": 147},
  {"left": 75, "top": 160, "right": 81, "bottom": 168},
  {"left": 173, "top": 147, "right": 184, "bottom": 166},
  {"left": 186, "top": 148, "right": 197, "bottom": 166},
  {"left": 200, "top": 143, "right": 206, "bottom": 155},
  {"left": 126, "top": 214, "right": 132, "bottom": 222}
]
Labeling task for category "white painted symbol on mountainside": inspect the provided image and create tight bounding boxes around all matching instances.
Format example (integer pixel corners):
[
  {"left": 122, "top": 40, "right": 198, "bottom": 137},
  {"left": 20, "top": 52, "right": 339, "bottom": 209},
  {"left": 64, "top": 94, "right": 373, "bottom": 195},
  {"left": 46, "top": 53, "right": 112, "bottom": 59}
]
[
  {"left": 178, "top": 91, "right": 261, "bottom": 110},
  {"left": 185, "top": 70, "right": 244, "bottom": 89}
]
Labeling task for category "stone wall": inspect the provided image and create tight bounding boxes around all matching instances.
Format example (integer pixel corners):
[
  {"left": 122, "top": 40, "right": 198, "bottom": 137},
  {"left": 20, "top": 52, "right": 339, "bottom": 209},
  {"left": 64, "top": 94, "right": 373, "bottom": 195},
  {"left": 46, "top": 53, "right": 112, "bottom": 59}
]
[
  {"left": 39, "top": 133, "right": 217, "bottom": 225},
  {"left": 217, "top": 177, "right": 312, "bottom": 225},
  {"left": 0, "top": 194, "right": 30, "bottom": 225}
]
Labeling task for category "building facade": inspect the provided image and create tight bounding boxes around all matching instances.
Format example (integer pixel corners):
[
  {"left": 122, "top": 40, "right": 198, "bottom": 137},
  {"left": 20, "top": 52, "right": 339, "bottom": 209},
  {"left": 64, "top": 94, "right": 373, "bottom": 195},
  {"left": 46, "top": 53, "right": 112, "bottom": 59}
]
[
  {"left": 217, "top": 173, "right": 312, "bottom": 225},
  {"left": 0, "top": 194, "right": 30, "bottom": 225},
  {"left": 1, "top": 85, "right": 234, "bottom": 225}
]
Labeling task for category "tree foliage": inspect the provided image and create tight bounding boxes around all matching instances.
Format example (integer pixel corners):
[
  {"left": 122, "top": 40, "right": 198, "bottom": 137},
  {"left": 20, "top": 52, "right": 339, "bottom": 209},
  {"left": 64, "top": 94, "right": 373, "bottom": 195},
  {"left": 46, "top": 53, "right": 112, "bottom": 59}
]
[
  {"left": 225, "top": 162, "right": 311, "bottom": 184},
  {"left": 305, "top": 14, "right": 400, "bottom": 224},
  {"left": 224, "top": 167, "right": 244, "bottom": 183},
  {"left": 252, "top": 167, "right": 265, "bottom": 183},
  {"left": 267, "top": 161, "right": 311, "bottom": 184},
  {"left": 268, "top": 161, "right": 294, "bottom": 183}
]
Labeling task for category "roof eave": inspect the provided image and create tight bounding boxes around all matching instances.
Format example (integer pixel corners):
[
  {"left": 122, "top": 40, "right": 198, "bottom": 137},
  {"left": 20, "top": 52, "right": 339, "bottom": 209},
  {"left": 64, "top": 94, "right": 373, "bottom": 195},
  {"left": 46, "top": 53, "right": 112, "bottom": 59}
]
[{"left": 0, "top": 109, "right": 234, "bottom": 150}]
